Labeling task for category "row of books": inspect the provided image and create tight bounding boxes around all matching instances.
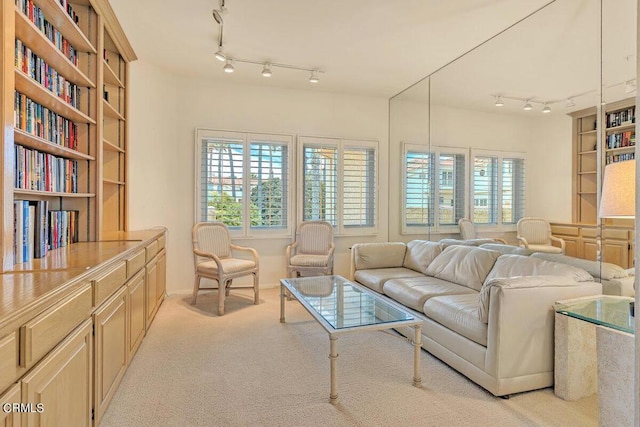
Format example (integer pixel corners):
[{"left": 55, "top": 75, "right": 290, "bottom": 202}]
[
  {"left": 15, "top": 39, "right": 82, "bottom": 109},
  {"left": 57, "top": 0, "right": 79, "bottom": 25},
  {"left": 14, "top": 92, "right": 79, "bottom": 149},
  {"left": 14, "top": 200, "right": 78, "bottom": 262},
  {"left": 606, "top": 107, "right": 635, "bottom": 128},
  {"left": 606, "top": 131, "right": 636, "bottom": 149},
  {"left": 15, "top": 145, "right": 78, "bottom": 193},
  {"left": 15, "top": 0, "right": 79, "bottom": 66},
  {"left": 606, "top": 152, "right": 636, "bottom": 164}
]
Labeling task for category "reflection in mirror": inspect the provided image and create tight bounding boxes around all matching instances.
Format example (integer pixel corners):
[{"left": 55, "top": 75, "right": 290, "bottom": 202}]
[{"left": 389, "top": 78, "right": 431, "bottom": 242}]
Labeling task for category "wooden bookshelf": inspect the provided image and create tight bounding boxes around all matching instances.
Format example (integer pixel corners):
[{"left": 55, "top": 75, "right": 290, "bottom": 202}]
[{"left": 1, "top": 0, "right": 136, "bottom": 270}]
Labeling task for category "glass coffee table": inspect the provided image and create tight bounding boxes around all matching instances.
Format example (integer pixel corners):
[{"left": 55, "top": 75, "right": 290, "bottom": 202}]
[{"left": 279, "top": 275, "right": 422, "bottom": 403}]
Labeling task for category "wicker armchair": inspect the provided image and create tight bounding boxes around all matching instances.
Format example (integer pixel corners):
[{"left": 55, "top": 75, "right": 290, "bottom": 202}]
[
  {"left": 458, "top": 218, "right": 507, "bottom": 244},
  {"left": 516, "top": 217, "right": 565, "bottom": 254},
  {"left": 192, "top": 222, "right": 259, "bottom": 315},
  {"left": 286, "top": 221, "right": 335, "bottom": 278}
]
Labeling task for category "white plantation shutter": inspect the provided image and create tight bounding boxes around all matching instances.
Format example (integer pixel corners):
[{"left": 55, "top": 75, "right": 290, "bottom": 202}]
[
  {"left": 200, "top": 137, "right": 244, "bottom": 227},
  {"left": 249, "top": 140, "right": 288, "bottom": 229},
  {"left": 438, "top": 153, "right": 465, "bottom": 226},
  {"left": 502, "top": 157, "right": 525, "bottom": 224},
  {"left": 343, "top": 146, "right": 375, "bottom": 227},
  {"left": 473, "top": 155, "right": 499, "bottom": 225},
  {"left": 404, "top": 148, "right": 434, "bottom": 226},
  {"left": 303, "top": 145, "right": 338, "bottom": 225}
]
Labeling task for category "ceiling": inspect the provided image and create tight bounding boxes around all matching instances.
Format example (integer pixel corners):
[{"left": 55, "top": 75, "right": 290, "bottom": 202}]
[{"left": 109, "top": 0, "right": 636, "bottom": 112}]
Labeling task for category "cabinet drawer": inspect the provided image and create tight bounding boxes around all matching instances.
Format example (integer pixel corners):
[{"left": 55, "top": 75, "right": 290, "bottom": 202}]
[
  {"left": 158, "top": 234, "right": 166, "bottom": 250},
  {"left": 145, "top": 240, "right": 159, "bottom": 263},
  {"left": 21, "top": 284, "right": 92, "bottom": 367},
  {"left": 603, "top": 229, "right": 628, "bottom": 240},
  {"left": 581, "top": 228, "right": 598, "bottom": 238},
  {"left": 551, "top": 226, "right": 579, "bottom": 236},
  {"left": 94, "top": 261, "right": 127, "bottom": 307},
  {"left": 0, "top": 331, "right": 19, "bottom": 393},
  {"left": 126, "top": 249, "right": 146, "bottom": 278}
]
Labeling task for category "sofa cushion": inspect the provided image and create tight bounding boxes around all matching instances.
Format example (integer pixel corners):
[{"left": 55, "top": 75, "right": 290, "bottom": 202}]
[
  {"left": 382, "top": 276, "right": 476, "bottom": 312},
  {"left": 530, "top": 253, "right": 628, "bottom": 280},
  {"left": 353, "top": 267, "right": 423, "bottom": 293},
  {"left": 484, "top": 254, "right": 593, "bottom": 285},
  {"left": 439, "top": 238, "right": 497, "bottom": 248},
  {"left": 423, "top": 294, "right": 487, "bottom": 346},
  {"left": 353, "top": 242, "right": 406, "bottom": 270},
  {"left": 479, "top": 243, "right": 533, "bottom": 256},
  {"left": 402, "top": 240, "right": 442, "bottom": 273},
  {"left": 425, "top": 245, "right": 501, "bottom": 291}
]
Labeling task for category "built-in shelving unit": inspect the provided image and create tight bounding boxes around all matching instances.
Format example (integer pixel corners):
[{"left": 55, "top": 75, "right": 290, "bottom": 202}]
[{"left": 1, "top": 0, "right": 136, "bottom": 269}]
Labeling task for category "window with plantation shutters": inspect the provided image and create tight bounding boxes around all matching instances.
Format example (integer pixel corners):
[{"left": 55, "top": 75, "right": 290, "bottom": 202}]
[
  {"left": 195, "top": 129, "right": 292, "bottom": 237},
  {"left": 502, "top": 158, "right": 525, "bottom": 224},
  {"left": 404, "top": 147, "right": 434, "bottom": 227},
  {"left": 438, "top": 152, "right": 466, "bottom": 226},
  {"left": 472, "top": 156, "right": 499, "bottom": 225},
  {"left": 300, "top": 136, "right": 378, "bottom": 234}
]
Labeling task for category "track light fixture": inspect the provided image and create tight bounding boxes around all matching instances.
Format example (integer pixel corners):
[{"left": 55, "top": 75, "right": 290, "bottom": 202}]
[
  {"left": 494, "top": 96, "right": 504, "bottom": 107},
  {"left": 210, "top": 1, "right": 325, "bottom": 83},
  {"left": 223, "top": 59, "right": 234, "bottom": 73},
  {"left": 565, "top": 98, "right": 576, "bottom": 108},
  {"left": 542, "top": 104, "right": 551, "bottom": 113},
  {"left": 625, "top": 79, "right": 636, "bottom": 93},
  {"left": 523, "top": 100, "right": 533, "bottom": 111}
]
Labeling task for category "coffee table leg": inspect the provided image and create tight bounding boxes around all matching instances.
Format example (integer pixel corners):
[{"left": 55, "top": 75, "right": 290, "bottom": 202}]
[
  {"left": 280, "top": 284, "right": 285, "bottom": 323},
  {"left": 412, "top": 325, "right": 422, "bottom": 387},
  {"left": 329, "top": 335, "right": 338, "bottom": 403}
]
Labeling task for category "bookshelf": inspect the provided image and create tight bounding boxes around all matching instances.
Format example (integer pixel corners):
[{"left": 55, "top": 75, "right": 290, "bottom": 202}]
[{"left": 0, "top": 0, "right": 136, "bottom": 270}]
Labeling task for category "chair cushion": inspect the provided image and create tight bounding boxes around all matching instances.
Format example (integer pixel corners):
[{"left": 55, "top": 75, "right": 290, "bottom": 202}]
[
  {"left": 383, "top": 276, "right": 476, "bottom": 312},
  {"left": 423, "top": 294, "right": 487, "bottom": 346},
  {"left": 290, "top": 254, "right": 329, "bottom": 267},
  {"left": 196, "top": 258, "right": 256, "bottom": 275},
  {"left": 425, "top": 245, "right": 501, "bottom": 291},
  {"left": 525, "top": 244, "right": 563, "bottom": 254},
  {"left": 484, "top": 254, "right": 593, "bottom": 285},
  {"left": 402, "top": 240, "right": 442, "bottom": 273},
  {"left": 353, "top": 267, "right": 424, "bottom": 293}
]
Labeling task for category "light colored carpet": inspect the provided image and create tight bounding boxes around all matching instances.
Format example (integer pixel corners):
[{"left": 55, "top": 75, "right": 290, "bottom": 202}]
[{"left": 101, "top": 287, "right": 598, "bottom": 427}]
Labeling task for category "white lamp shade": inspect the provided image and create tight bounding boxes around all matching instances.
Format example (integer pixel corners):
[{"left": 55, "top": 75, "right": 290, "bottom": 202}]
[{"left": 599, "top": 160, "right": 635, "bottom": 218}]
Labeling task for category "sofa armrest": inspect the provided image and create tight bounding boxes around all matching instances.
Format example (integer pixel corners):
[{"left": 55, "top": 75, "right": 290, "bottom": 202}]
[
  {"left": 482, "top": 276, "right": 602, "bottom": 380},
  {"left": 350, "top": 242, "right": 407, "bottom": 280}
]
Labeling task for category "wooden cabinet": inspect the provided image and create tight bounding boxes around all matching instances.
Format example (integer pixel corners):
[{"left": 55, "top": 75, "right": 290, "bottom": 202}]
[
  {"left": 552, "top": 223, "right": 633, "bottom": 268},
  {"left": 127, "top": 269, "right": 145, "bottom": 359},
  {"left": 0, "top": 383, "right": 21, "bottom": 427},
  {"left": 145, "top": 256, "right": 158, "bottom": 329},
  {"left": 0, "top": 0, "right": 136, "bottom": 270},
  {"left": 93, "top": 286, "right": 127, "bottom": 425},
  {"left": 157, "top": 251, "right": 166, "bottom": 307},
  {"left": 21, "top": 320, "right": 93, "bottom": 427}
]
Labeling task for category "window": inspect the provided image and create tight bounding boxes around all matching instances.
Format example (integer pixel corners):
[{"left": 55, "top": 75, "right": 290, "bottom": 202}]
[
  {"left": 195, "top": 129, "right": 292, "bottom": 236},
  {"left": 299, "top": 136, "right": 377, "bottom": 234},
  {"left": 471, "top": 150, "right": 525, "bottom": 227},
  {"left": 402, "top": 144, "right": 466, "bottom": 232}
]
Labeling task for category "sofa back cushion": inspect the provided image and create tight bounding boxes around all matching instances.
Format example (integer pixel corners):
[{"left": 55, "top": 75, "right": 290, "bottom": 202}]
[
  {"left": 530, "top": 253, "right": 627, "bottom": 280},
  {"left": 353, "top": 242, "right": 407, "bottom": 270},
  {"left": 425, "top": 245, "right": 501, "bottom": 291},
  {"left": 485, "top": 254, "right": 593, "bottom": 285},
  {"left": 403, "top": 240, "right": 443, "bottom": 273},
  {"left": 478, "top": 243, "right": 533, "bottom": 256}
]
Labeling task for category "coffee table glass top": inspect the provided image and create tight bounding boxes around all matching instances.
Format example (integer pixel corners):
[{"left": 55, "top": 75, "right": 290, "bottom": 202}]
[
  {"left": 281, "top": 275, "right": 414, "bottom": 330},
  {"left": 555, "top": 296, "right": 635, "bottom": 335}
]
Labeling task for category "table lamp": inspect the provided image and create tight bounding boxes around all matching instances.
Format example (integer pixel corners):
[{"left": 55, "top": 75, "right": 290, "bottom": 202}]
[{"left": 599, "top": 159, "right": 635, "bottom": 316}]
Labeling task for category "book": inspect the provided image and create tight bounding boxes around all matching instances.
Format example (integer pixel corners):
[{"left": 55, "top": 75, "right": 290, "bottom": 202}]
[{"left": 14, "top": 201, "right": 24, "bottom": 263}]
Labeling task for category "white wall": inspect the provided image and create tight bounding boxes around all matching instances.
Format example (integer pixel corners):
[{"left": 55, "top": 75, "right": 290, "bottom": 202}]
[{"left": 127, "top": 64, "right": 389, "bottom": 293}]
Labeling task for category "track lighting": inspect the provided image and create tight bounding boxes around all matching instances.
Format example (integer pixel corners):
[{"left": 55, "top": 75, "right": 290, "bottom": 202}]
[
  {"left": 566, "top": 98, "right": 576, "bottom": 108},
  {"left": 625, "top": 80, "right": 636, "bottom": 93},
  {"left": 494, "top": 96, "right": 504, "bottom": 107},
  {"left": 523, "top": 100, "right": 533, "bottom": 111},
  {"left": 309, "top": 71, "right": 319, "bottom": 83},
  {"left": 261, "top": 64, "right": 272, "bottom": 77},
  {"left": 214, "top": 50, "right": 226, "bottom": 62},
  {"left": 542, "top": 104, "right": 551, "bottom": 113},
  {"left": 223, "top": 59, "right": 234, "bottom": 73}
]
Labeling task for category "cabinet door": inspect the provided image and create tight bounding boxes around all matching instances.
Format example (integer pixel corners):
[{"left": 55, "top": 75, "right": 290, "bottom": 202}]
[
  {"left": 94, "top": 286, "right": 128, "bottom": 425},
  {"left": 156, "top": 251, "right": 166, "bottom": 307},
  {"left": 582, "top": 238, "right": 598, "bottom": 261},
  {"left": 145, "top": 260, "right": 158, "bottom": 330},
  {"left": 602, "top": 240, "right": 629, "bottom": 268},
  {"left": 0, "top": 383, "right": 21, "bottom": 427},
  {"left": 561, "top": 236, "right": 580, "bottom": 258},
  {"left": 21, "top": 320, "right": 92, "bottom": 427},
  {"left": 128, "top": 270, "right": 146, "bottom": 359}
]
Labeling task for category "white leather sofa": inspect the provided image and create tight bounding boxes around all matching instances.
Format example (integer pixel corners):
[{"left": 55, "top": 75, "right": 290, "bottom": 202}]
[{"left": 350, "top": 240, "right": 602, "bottom": 397}]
